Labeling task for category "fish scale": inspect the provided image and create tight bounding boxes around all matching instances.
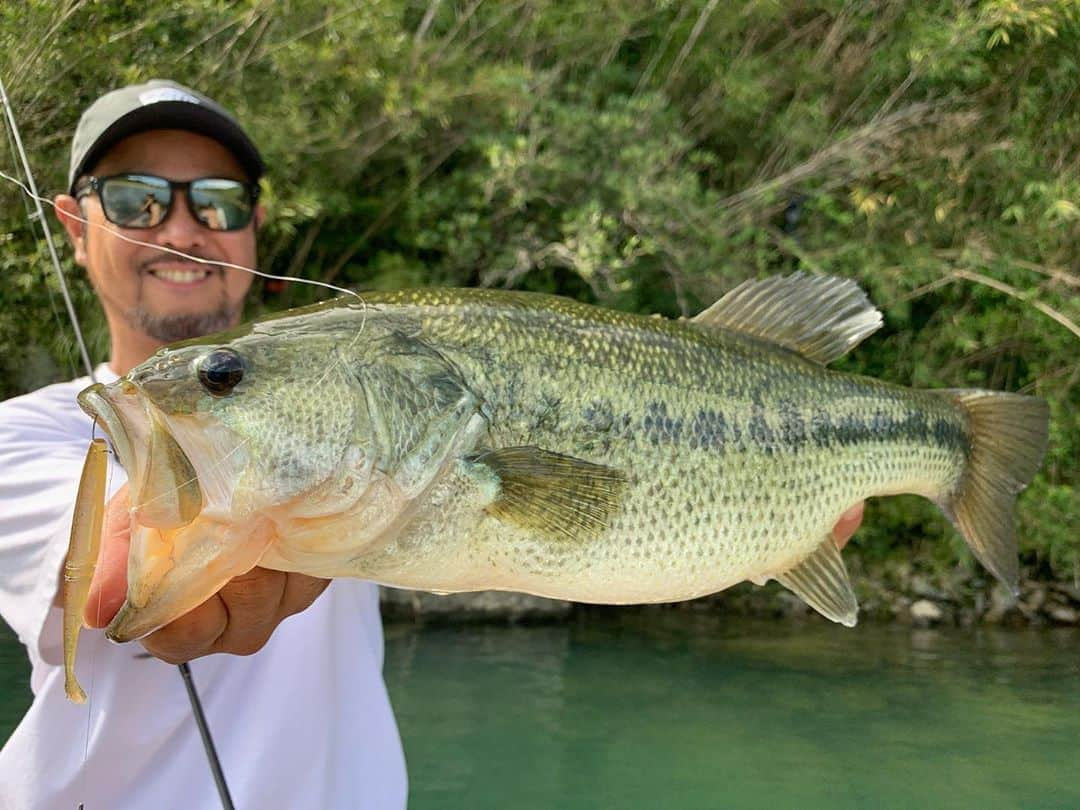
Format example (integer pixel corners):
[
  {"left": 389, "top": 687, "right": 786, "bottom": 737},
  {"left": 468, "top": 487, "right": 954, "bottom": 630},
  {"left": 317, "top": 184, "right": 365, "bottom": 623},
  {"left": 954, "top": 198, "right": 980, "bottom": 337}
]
[
  {"left": 345, "top": 291, "right": 967, "bottom": 604},
  {"left": 71, "top": 274, "right": 1050, "bottom": 648}
]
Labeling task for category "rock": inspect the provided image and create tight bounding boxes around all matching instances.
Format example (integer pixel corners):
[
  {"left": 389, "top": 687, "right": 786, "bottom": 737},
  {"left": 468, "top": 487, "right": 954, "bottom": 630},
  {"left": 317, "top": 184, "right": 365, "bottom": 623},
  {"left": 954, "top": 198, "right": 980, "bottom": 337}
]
[
  {"left": 1021, "top": 585, "right": 1046, "bottom": 613},
  {"left": 911, "top": 576, "right": 949, "bottom": 602},
  {"left": 380, "top": 587, "right": 572, "bottom": 623},
  {"left": 983, "top": 584, "right": 1018, "bottom": 624},
  {"left": 1047, "top": 605, "right": 1078, "bottom": 625},
  {"left": 910, "top": 599, "right": 945, "bottom": 626}
]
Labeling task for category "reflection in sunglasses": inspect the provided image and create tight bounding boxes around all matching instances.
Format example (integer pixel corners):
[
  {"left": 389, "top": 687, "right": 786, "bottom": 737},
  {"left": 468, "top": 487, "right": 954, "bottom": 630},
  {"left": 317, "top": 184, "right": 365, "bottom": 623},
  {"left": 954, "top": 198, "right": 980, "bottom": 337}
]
[
  {"left": 197, "top": 204, "right": 225, "bottom": 230},
  {"left": 140, "top": 195, "right": 164, "bottom": 226}
]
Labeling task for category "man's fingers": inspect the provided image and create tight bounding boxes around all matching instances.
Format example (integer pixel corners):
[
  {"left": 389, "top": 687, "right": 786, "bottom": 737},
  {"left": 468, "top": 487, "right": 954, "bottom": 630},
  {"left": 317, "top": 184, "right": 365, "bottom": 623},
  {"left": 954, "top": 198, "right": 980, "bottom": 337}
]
[
  {"left": 85, "top": 486, "right": 132, "bottom": 628},
  {"left": 210, "top": 569, "right": 289, "bottom": 657},
  {"left": 278, "top": 574, "right": 331, "bottom": 621},
  {"left": 141, "top": 597, "right": 228, "bottom": 665},
  {"left": 832, "top": 502, "right": 865, "bottom": 550},
  {"left": 136, "top": 569, "right": 329, "bottom": 664}
]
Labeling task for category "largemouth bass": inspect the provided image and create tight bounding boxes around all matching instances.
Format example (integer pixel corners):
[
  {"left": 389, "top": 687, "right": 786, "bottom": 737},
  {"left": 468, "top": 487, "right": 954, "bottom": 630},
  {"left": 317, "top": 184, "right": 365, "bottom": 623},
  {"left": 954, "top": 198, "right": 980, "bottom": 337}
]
[{"left": 73, "top": 273, "right": 1049, "bottom": 652}]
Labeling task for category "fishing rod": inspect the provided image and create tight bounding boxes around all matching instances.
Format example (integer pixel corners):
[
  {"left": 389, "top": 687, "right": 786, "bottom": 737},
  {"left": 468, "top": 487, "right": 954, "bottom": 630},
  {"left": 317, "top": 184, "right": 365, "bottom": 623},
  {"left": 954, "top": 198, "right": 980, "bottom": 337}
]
[{"left": 0, "top": 76, "right": 235, "bottom": 810}]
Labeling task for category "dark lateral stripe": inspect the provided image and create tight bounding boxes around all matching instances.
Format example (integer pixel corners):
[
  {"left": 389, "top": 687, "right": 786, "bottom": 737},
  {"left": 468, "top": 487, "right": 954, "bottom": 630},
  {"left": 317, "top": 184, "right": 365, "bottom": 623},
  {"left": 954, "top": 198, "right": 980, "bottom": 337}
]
[{"left": 615, "top": 401, "right": 970, "bottom": 456}]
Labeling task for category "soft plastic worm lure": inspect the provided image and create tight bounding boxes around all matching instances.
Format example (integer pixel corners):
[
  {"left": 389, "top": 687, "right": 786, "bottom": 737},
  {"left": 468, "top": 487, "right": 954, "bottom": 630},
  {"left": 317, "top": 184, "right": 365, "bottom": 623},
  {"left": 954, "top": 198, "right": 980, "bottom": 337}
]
[{"left": 63, "top": 438, "right": 108, "bottom": 703}]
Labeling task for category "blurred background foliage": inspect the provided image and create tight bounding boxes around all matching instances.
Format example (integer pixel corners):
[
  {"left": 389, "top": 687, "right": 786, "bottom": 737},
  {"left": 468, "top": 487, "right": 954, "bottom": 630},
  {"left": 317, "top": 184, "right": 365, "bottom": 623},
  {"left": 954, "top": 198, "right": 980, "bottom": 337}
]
[{"left": 1, "top": 0, "right": 1076, "bottom": 583}]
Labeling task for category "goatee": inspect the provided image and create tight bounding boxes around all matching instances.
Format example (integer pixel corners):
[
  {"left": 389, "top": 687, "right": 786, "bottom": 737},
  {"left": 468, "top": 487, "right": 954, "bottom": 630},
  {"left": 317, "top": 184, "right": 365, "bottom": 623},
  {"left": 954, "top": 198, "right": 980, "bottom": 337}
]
[{"left": 132, "top": 301, "right": 240, "bottom": 343}]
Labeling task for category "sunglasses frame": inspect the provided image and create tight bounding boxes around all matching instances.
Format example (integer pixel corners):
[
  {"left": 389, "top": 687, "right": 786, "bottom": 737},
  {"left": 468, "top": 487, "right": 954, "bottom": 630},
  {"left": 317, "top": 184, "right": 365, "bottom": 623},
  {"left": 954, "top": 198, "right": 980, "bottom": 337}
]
[{"left": 74, "top": 173, "right": 260, "bottom": 232}]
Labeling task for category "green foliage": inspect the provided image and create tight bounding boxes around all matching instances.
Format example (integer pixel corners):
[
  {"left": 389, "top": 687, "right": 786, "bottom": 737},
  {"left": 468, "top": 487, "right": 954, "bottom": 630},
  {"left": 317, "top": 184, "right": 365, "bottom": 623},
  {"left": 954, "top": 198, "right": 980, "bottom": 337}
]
[{"left": 1, "top": 1, "right": 1076, "bottom": 578}]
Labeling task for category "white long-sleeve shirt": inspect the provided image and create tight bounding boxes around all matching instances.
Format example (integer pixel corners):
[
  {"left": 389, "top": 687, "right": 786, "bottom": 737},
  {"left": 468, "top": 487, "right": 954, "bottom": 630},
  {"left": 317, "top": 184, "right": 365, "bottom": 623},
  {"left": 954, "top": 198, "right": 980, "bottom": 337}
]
[{"left": 0, "top": 366, "right": 407, "bottom": 809}]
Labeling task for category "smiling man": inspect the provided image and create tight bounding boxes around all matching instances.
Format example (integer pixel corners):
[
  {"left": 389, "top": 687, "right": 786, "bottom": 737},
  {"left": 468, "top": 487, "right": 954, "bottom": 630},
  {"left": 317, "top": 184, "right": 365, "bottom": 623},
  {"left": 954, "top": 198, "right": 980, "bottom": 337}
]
[
  {"left": 61, "top": 118, "right": 260, "bottom": 371},
  {"left": 0, "top": 78, "right": 865, "bottom": 810},
  {"left": 0, "top": 80, "right": 406, "bottom": 809}
]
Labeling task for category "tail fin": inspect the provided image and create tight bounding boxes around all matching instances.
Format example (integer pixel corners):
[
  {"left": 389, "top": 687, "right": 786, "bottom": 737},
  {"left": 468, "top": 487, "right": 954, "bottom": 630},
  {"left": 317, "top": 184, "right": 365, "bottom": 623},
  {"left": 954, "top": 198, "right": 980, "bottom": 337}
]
[{"left": 937, "top": 390, "right": 1050, "bottom": 593}]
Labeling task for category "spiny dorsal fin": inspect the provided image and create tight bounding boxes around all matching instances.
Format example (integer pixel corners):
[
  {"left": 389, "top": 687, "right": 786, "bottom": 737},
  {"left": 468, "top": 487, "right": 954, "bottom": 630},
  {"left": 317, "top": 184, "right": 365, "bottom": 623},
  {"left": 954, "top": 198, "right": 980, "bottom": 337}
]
[
  {"left": 465, "top": 446, "right": 627, "bottom": 542},
  {"left": 693, "top": 272, "right": 883, "bottom": 364},
  {"left": 772, "top": 535, "right": 858, "bottom": 626}
]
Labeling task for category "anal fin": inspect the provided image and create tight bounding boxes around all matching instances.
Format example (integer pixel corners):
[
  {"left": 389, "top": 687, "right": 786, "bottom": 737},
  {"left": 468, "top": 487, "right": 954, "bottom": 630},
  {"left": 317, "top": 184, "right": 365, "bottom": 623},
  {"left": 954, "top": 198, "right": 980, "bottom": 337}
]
[{"left": 773, "top": 536, "right": 858, "bottom": 627}]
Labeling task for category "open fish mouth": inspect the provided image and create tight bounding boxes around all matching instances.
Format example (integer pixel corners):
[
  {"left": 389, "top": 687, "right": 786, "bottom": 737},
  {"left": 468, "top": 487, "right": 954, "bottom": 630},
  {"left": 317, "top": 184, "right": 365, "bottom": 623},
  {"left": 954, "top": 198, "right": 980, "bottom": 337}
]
[
  {"left": 77, "top": 381, "right": 210, "bottom": 640},
  {"left": 78, "top": 381, "right": 204, "bottom": 530}
]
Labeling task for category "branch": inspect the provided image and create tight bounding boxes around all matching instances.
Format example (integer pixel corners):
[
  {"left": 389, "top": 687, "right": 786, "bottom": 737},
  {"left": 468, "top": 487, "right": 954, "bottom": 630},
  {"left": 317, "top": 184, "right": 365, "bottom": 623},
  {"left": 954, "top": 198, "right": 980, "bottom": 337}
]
[
  {"left": 950, "top": 269, "right": 1080, "bottom": 341},
  {"left": 717, "top": 99, "right": 961, "bottom": 212},
  {"left": 664, "top": 0, "right": 719, "bottom": 87}
]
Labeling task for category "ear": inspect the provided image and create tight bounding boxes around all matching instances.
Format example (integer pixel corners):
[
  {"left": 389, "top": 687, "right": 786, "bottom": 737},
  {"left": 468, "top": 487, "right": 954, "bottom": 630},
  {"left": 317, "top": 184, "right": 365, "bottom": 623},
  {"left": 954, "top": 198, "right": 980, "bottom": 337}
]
[
  {"left": 254, "top": 202, "right": 266, "bottom": 231},
  {"left": 54, "top": 194, "right": 89, "bottom": 266}
]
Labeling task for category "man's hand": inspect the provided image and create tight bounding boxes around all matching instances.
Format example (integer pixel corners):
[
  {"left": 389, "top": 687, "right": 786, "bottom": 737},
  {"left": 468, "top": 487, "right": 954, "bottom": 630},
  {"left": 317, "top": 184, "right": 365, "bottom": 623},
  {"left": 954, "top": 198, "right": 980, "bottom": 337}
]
[{"left": 84, "top": 485, "right": 329, "bottom": 665}]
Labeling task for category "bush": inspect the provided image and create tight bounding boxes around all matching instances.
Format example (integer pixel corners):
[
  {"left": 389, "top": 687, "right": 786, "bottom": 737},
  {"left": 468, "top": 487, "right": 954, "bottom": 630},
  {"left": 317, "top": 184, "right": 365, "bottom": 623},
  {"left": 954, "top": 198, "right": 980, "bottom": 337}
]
[{"left": 1, "top": 0, "right": 1075, "bottom": 578}]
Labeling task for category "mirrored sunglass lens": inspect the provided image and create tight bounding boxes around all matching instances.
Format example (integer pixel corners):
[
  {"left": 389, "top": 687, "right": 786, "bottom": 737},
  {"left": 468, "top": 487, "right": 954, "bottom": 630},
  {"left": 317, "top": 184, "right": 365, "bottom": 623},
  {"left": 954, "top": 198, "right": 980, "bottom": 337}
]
[
  {"left": 189, "top": 179, "right": 253, "bottom": 231},
  {"left": 101, "top": 175, "right": 171, "bottom": 228}
]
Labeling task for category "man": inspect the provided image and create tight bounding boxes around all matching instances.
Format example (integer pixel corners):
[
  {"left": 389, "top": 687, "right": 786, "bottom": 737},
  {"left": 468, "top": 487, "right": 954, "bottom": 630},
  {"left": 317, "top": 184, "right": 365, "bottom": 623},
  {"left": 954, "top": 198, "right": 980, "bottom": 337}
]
[
  {"left": 0, "top": 80, "right": 407, "bottom": 808},
  {"left": 0, "top": 78, "right": 865, "bottom": 808}
]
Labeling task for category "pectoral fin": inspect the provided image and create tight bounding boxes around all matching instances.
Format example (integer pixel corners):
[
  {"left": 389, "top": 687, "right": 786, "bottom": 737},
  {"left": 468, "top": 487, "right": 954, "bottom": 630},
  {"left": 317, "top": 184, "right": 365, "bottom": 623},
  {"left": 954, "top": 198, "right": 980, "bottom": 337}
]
[
  {"left": 464, "top": 446, "right": 626, "bottom": 542},
  {"left": 770, "top": 536, "right": 858, "bottom": 626}
]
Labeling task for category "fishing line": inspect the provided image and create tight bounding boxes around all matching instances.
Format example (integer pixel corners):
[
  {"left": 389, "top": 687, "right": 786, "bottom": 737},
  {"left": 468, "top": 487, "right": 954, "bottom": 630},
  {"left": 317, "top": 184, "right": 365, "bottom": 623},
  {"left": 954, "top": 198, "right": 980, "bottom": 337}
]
[
  {"left": 1, "top": 77, "right": 102, "bottom": 810},
  {"left": 0, "top": 167, "right": 365, "bottom": 303},
  {"left": 0, "top": 80, "right": 96, "bottom": 382},
  {"left": 1, "top": 84, "right": 373, "bottom": 810},
  {"left": 0, "top": 113, "right": 75, "bottom": 379},
  {"left": 4, "top": 173, "right": 374, "bottom": 514}
]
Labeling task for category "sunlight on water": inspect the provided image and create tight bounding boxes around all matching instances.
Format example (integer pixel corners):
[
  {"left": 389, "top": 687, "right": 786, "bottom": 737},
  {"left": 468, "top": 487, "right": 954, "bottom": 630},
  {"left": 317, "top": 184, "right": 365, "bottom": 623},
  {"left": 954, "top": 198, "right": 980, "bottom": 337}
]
[{"left": 2, "top": 613, "right": 1078, "bottom": 808}]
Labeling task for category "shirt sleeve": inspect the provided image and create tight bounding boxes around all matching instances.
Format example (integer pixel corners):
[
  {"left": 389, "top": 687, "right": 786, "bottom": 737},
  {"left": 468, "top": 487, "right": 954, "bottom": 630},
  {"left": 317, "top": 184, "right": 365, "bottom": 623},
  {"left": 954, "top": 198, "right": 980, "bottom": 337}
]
[{"left": 0, "top": 390, "right": 92, "bottom": 668}]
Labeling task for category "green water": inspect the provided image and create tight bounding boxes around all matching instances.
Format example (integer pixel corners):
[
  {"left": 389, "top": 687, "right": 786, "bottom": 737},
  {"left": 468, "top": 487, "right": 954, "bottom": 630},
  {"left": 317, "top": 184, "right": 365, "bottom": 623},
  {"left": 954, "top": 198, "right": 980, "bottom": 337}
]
[{"left": 3, "top": 613, "right": 1079, "bottom": 808}]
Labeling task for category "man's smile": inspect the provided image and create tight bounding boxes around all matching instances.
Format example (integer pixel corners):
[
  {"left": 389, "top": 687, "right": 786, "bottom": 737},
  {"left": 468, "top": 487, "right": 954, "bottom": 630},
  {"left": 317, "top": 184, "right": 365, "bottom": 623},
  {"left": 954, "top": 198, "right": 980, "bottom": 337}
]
[{"left": 144, "top": 262, "right": 217, "bottom": 286}]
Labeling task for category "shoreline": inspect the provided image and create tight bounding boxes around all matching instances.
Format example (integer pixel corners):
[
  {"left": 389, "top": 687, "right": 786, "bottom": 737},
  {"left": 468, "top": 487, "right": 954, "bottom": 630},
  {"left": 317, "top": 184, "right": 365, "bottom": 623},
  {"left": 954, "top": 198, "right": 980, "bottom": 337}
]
[{"left": 380, "top": 573, "right": 1080, "bottom": 628}]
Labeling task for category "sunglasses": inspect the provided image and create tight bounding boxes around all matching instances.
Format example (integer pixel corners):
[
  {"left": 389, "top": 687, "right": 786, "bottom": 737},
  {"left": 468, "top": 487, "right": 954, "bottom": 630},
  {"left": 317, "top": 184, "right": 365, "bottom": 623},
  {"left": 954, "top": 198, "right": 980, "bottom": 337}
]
[{"left": 75, "top": 173, "right": 259, "bottom": 232}]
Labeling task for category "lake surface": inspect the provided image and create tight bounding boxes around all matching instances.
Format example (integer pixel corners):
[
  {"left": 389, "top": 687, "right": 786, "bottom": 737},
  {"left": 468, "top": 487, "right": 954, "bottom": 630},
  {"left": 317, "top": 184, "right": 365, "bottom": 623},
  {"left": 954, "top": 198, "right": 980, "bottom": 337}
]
[{"left": 3, "top": 612, "right": 1078, "bottom": 808}]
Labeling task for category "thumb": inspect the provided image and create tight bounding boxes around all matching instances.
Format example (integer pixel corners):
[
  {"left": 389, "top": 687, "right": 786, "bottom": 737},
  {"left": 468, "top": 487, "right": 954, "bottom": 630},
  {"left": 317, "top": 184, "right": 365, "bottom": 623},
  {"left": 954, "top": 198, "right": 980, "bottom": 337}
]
[{"left": 85, "top": 485, "right": 132, "bottom": 628}]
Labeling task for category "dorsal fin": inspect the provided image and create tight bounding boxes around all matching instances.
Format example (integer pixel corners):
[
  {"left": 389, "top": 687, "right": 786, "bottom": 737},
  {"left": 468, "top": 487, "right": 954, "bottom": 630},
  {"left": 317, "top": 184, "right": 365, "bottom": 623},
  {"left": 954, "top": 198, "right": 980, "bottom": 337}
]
[{"left": 692, "top": 272, "right": 883, "bottom": 364}]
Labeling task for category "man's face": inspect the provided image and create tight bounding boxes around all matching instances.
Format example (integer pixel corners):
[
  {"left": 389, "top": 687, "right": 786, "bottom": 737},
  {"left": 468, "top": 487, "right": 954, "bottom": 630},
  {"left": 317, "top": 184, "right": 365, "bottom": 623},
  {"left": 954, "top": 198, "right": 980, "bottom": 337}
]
[{"left": 60, "top": 129, "right": 260, "bottom": 344}]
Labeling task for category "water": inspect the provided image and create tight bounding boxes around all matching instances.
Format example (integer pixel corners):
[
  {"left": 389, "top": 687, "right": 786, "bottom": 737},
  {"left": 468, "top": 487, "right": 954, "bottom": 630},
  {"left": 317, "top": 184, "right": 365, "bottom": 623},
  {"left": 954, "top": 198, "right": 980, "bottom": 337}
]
[
  {"left": 384, "top": 612, "right": 1080, "bottom": 810},
  {"left": 3, "top": 612, "right": 1078, "bottom": 808}
]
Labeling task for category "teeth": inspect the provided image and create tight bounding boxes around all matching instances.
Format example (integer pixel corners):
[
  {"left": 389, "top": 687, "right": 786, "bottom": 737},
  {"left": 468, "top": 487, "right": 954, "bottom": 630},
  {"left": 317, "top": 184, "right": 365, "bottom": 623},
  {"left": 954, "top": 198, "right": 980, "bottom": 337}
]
[{"left": 152, "top": 269, "right": 209, "bottom": 283}]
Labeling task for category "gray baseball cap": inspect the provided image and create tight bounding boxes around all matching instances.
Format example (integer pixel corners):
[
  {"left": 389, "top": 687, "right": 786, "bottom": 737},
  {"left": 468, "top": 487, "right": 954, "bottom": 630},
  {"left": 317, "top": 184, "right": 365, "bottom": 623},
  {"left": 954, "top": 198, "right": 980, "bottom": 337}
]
[{"left": 68, "top": 79, "right": 265, "bottom": 193}]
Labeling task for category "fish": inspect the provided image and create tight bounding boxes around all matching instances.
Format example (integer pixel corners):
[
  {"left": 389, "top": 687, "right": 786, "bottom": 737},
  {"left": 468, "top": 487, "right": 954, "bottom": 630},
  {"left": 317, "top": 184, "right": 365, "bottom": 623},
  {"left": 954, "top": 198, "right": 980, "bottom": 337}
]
[{"left": 72, "top": 273, "right": 1049, "bottom": 659}]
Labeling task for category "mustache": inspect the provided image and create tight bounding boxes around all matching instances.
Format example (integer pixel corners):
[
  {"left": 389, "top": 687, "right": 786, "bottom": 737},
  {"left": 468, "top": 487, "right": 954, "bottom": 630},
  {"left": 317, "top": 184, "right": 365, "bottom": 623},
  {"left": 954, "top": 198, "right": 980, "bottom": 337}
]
[{"left": 138, "top": 254, "right": 226, "bottom": 273}]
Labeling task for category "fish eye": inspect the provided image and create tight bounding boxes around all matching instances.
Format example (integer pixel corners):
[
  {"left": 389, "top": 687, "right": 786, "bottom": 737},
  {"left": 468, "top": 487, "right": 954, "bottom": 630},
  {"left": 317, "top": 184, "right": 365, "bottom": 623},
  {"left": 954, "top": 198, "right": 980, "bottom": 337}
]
[{"left": 197, "top": 348, "right": 245, "bottom": 396}]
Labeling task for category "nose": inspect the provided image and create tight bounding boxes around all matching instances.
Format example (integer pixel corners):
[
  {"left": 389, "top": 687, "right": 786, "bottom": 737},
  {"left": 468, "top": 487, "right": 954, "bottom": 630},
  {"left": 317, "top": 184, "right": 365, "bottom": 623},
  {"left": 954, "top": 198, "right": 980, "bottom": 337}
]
[{"left": 153, "top": 190, "right": 205, "bottom": 250}]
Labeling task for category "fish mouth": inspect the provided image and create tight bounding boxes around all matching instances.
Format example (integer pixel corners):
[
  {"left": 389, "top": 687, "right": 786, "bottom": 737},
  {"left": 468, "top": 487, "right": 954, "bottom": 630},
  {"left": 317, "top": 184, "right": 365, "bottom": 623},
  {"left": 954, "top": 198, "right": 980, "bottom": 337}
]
[
  {"left": 78, "top": 379, "right": 274, "bottom": 641},
  {"left": 77, "top": 381, "right": 204, "bottom": 531},
  {"left": 103, "top": 515, "right": 276, "bottom": 642},
  {"left": 77, "top": 381, "right": 212, "bottom": 640},
  {"left": 78, "top": 382, "right": 140, "bottom": 492}
]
